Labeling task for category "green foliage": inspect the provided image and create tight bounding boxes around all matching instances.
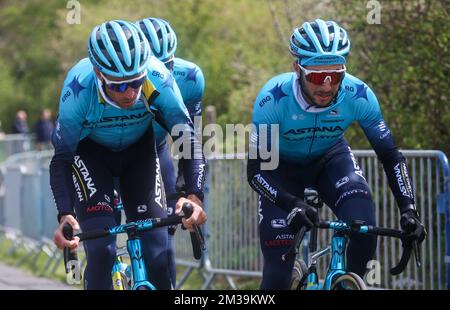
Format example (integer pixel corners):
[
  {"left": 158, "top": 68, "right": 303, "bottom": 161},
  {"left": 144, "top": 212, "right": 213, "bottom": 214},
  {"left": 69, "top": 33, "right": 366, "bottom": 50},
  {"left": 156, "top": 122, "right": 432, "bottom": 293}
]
[
  {"left": 332, "top": 0, "right": 450, "bottom": 154},
  {"left": 0, "top": 0, "right": 448, "bottom": 154}
]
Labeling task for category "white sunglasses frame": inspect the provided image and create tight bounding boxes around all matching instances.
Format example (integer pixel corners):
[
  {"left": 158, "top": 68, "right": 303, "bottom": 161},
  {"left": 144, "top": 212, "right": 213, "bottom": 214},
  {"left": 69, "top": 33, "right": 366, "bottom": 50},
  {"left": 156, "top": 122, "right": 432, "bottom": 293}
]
[
  {"left": 99, "top": 71, "right": 147, "bottom": 85},
  {"left": 299, "top": 65, "right": 347, "bottom": 76}
]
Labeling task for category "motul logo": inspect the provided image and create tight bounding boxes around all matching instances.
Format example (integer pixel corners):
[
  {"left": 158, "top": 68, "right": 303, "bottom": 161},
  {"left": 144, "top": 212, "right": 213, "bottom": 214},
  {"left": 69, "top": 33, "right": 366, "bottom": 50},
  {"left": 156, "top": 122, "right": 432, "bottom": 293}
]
[{"left": 87, "top": 204, "right": 113, "bottom": 213}]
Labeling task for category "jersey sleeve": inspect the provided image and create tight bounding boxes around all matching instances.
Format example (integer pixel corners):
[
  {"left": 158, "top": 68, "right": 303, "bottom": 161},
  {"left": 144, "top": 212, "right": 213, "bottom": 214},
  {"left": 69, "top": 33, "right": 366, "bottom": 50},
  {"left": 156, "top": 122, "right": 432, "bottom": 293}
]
[
  {"left": 152, "top": 76, "right": 206, "bottom": 200},
  {"left": 50, "top": 73, "right": 90, "bottom": 217},
  {"left": 355, "top": 85, "right": 415, "bottom": 211},
  {"left": 247, "top": 80, "right": 299, "bottom": 211},
  {"left": 185, "top": 66, "right": 204, "bottom": 119}
]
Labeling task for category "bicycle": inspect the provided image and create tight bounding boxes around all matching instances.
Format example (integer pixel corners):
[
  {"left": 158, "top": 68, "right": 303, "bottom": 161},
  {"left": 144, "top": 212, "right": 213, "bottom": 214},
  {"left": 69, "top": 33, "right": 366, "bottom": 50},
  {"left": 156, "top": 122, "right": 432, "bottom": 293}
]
[
  {"left": 63, "top": 202, "right": 205, "bottom": 290},
  {"left": 284, "top": 190, "right": 422, "bottom": 290}
]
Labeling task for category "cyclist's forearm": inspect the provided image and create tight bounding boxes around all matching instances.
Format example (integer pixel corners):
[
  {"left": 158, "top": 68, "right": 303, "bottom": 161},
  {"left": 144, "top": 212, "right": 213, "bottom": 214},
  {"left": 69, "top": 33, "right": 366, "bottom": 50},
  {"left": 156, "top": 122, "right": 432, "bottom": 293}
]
[
  {"left": 371, "top": 139, "right": 416, "bottom": 212},
  {"left": 363, "top": 118, "right": 416, "bottom": 212},
  {"left": 50, "top": 154, "right": 76, "bottom": 217},
  {"left": 247, "top": 158, "right": 297, "bottom": 212},
  {"left": 176, "top": 131, "right": 205, "bottom": 201},
  {"left": 180, "top": 156, "right": 206, "bottom": 202},
  {"left": 381, "top": 156, "right": 416, "bottom": 212}
]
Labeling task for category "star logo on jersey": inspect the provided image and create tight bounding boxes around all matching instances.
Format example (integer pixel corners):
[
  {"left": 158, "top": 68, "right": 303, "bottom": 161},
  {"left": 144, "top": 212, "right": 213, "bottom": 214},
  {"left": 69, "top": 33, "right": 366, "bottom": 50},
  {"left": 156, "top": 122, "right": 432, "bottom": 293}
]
[
  {"left": 162, "top": 74, "right": 175, "bottom": 89},
  {"left": 329, "top": 109, "right": 339, "bottom": 116},
  {"left": 68, "top": 75, "right": 86, "bottom": 98},
  {"left": 269, "top": 83, "right": 287, "bottom": 104},
  {"left": 185, "top": 67, "right": 198, "bottom": 83},
  {"left": 352, "top": 83, "right": 369, "bottom": 101}
]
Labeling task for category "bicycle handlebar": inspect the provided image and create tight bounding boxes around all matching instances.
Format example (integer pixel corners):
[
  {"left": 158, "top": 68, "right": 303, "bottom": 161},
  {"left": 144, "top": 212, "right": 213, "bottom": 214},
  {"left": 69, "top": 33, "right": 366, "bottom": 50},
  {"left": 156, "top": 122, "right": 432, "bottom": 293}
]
[
  {"left": 62, "top": 223, "right": 79, "bottom": 274},
  {"left": 62, "top": 203, "right": 205, "bottom": 267},
  {"left": 282, "top": 226, "right": 307, "bottom": 262},
  {"left": 282, "top": 220, "right": 422, "bottom": 276},
  {"left": 181, "top": 202, "right": 206, "bottom": 260}
]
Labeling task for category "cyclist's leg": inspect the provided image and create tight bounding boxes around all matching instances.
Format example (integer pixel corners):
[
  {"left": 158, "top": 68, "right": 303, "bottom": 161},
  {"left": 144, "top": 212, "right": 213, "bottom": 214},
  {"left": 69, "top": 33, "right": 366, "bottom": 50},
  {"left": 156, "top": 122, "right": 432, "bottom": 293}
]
[
  {"left": 157, "top": 138, "right": 177, "bottom": 287},
  {"left": 259, "top": 196, "right": 298, "bottom": 289},
  {"left": 120, "top": 130, "right": 171, "bottom": 290},
  {"left": 112, "top": 177, "right": 122, "bottom": 226},
  {"left": 258, "top": 162, "right": 306, "bottom": 290},
  {"left": 316, "top": 139, "right": 377, "bottom": 278},
  {"left": 72, "top": 139, "right": 117, "bottom": 290}
]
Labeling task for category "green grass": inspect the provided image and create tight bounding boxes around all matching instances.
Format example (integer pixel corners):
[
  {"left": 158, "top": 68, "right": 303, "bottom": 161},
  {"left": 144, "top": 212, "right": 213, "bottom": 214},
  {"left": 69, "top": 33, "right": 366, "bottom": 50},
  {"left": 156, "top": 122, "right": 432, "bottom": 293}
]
[
  {"left": 175, "top": 265, "right": 260, "bottom": 290},
  {"left": 0, "top": 237, "right": 82, "bottom": 289},
  {"left": 0, "top": 235, "right": 260, "bottom": 290}
]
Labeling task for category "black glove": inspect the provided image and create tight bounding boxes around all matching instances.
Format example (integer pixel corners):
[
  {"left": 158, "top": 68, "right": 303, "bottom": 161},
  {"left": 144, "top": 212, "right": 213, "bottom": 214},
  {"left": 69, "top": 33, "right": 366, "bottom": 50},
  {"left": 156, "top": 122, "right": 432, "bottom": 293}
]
[
  {"left": 286, "top": 199, "right": 319, "bottom": 232},
  {"left": 400, "top": 209, "right": 426, "bottom": 243}
]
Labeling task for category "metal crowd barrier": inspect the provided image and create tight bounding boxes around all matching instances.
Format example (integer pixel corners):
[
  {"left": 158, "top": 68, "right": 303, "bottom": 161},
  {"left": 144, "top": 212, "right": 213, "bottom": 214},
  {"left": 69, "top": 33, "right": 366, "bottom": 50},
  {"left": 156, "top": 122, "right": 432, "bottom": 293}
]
[
  {"left": 0, "top": 134, "right": 35, "bottom": 162},
  {"left": 0, "top": 149, "right": 448, "bottom": 289},
  {"left": 0, "top": 149, "right": 61, "bottom": 276},
  {"left": 177, "top": 150, "right": 450, "bottom": 290}
]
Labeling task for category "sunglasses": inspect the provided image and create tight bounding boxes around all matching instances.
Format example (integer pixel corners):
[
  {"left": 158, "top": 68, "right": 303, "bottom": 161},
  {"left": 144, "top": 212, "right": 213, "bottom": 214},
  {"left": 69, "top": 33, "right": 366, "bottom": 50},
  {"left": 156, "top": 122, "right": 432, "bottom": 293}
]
[
  {"left": 299, "top": 65, "right": 346, "bottom": 86},
  {"left": 100, "top": 72, "right": 147, "bottom": 93}
]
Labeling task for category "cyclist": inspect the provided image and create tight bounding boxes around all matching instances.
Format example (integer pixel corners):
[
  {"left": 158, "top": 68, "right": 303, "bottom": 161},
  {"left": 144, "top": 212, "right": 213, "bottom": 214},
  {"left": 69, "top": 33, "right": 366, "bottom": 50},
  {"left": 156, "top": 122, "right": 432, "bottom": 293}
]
[
  {"left": 136, "top": 17, "right": 205, "bottom": 287},
  {"left": 50, "top": 20, "right": 206, "bottom": 290},
  {"left": 247, "top": 19, "right": 426, "bottom": 289}
]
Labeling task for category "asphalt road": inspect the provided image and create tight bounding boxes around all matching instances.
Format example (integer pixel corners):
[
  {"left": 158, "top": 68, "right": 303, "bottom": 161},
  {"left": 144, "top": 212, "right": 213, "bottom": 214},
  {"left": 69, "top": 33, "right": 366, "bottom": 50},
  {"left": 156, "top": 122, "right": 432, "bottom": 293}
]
[{"left": 0, "top": 262, "right": 74, "bottom": 290}]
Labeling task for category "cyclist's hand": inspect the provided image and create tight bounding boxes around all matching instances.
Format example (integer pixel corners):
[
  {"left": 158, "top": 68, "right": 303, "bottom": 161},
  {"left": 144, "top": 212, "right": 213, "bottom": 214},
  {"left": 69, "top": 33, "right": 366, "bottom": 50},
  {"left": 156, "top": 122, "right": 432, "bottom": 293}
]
[
  {"left": 176, "top": 195, "right": 207, "bottom": 232},
  {"left": 400, "top": 209, "right": 426, "bottom": 243},
  {"left": 53, "top": 215, "right": 80, "bottom": 250},
  {"left": 286, "top": 199, "right": 319, "bottom": 232}
]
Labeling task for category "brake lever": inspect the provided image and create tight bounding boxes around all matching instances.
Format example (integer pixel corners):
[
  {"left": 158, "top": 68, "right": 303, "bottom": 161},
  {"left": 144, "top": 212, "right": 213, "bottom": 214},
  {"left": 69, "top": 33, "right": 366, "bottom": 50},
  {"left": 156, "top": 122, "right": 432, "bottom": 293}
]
[
  {"left": 62, "top": 223, "right": 78, "bottom": 274},
  {"left": 390, "top": 242, "right": 412, "bottom": 276},
  {"left": 182, "top": 202, "right": 205, "bottom": 260},
  {"left": 412, "top": 240, "right": 421, "bottom": 268},
  {"left": 282, "top": 226, "right": 307, "bottom": 262},
  {"left": 192, "top": 224, "right": 206, "bottom": 251}
]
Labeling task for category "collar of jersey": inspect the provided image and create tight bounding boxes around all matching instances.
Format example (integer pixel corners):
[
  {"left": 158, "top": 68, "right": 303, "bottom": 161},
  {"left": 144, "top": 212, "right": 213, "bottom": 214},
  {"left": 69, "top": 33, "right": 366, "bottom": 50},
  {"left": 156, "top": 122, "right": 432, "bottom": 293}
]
[
  {"left": 96, "top": 76, "right": 157, "bottom": 108},
  {"left": 292, "top": 73, "right": 345, "bottom": 113}
]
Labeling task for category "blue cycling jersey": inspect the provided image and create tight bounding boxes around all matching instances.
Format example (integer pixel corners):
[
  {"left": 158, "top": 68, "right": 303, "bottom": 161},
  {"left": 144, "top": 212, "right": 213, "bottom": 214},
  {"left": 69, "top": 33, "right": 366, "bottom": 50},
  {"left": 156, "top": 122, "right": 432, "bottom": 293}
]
[
  {"left": 154, "top": 57, "right": 204, "bottom": 145},
  {"left": 252, "top": 72, "right": 391, "bottom": 163},
  {"left": 50, "top": 57, "right": 205, "bottom": 215},
  {"left": 248, "top": 72, "right": 415, "bottom": 212}
]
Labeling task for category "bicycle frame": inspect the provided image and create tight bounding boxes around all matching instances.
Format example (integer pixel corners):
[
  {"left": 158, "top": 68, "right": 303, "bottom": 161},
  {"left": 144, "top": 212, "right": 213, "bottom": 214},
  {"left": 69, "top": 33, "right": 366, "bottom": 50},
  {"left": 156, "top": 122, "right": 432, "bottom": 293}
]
[
  {"left": 108, "top": 219, "right": 166, "bottom": 290},
  {"left": 304, "top": 232, "right": 347, "bottom": 290},
  {"left": 125, "top": 226, "right": 155, "bottom": 290},
  {"left": 290, "top": 220, "right": 419, "bottom": 290},
  {"left": 63, "top": 203, "right": 204, "bottom": 290}
]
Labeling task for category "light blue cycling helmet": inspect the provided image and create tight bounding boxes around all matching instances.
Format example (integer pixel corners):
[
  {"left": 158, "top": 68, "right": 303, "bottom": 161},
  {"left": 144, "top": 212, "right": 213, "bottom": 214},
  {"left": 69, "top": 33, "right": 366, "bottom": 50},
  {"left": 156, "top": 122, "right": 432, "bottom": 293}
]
[
  {"left": 136, "top": 17, "right": 177, "bottom": 62},
  {"left": 289, "top": 19, "right": 350, "bottom": 66},
  {"left": 88, "top": 20, "right": 151, "bottom": 78}
]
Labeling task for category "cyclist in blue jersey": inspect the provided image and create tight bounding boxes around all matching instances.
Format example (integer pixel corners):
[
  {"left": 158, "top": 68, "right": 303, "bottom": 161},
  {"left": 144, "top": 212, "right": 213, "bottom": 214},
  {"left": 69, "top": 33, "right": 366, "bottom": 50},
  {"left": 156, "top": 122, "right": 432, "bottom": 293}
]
[
  {"left": 50, "top": 20, "right": 207, "bottom": 290},
  {"left": 136, "top": 17, "right": 205, "bottom": 287},
  {"left": 247, "top": 19, "right": 426, "bottom": 289}
]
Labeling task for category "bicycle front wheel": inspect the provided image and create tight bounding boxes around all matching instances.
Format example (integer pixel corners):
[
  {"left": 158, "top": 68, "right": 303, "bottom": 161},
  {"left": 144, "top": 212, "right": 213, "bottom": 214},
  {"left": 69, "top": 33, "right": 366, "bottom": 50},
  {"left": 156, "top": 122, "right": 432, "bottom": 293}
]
[
  {"left": 290, "top": 260, "right": 308, "bottom": 290},
  {"left": 330, "top": 272, "right": 367, "bottom": 290}
]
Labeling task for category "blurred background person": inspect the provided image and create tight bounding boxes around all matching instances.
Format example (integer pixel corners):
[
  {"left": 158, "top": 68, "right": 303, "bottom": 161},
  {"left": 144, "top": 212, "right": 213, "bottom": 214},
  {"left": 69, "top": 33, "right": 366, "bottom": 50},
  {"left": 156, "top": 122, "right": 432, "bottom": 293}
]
[
  {"left": 35, "top": 108, "right": 54, "bottom": 150},
  {"left": 11, "top": 110, "right": 29, "bottom": 134}
]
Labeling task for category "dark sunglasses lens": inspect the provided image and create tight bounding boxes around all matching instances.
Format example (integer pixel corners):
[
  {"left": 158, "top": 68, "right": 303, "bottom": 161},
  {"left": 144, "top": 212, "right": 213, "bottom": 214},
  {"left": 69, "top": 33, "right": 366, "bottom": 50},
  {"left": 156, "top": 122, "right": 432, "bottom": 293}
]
[
  {"left": 306, "top": 72, "right": 344, "bottom": 85},
  {"left": 106, "top": 83, "right": 128, "bottom": 93},
  {"left": 128, "top": 77, "right": 146, "bottom": 89},
  {"left": 105, "top": 77, "right": 146, "bottom": 93}
]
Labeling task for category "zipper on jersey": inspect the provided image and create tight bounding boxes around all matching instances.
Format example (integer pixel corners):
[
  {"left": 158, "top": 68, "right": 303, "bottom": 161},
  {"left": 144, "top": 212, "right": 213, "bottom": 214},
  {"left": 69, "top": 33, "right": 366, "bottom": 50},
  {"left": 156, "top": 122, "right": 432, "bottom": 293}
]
[{"left": 305, "top": 114, "right": 318, "bottom": 160}]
